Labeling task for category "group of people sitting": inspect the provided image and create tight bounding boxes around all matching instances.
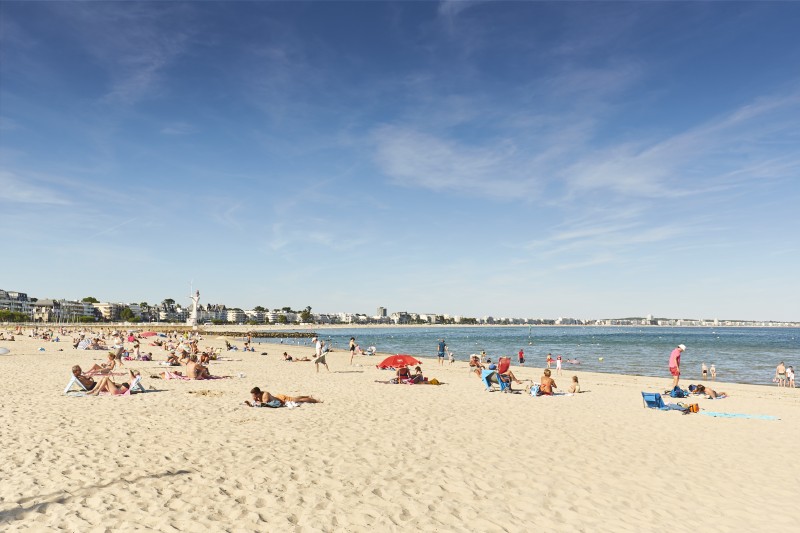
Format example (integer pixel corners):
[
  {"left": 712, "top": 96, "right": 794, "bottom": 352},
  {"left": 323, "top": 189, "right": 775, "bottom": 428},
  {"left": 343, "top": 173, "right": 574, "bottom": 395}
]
[{"left": 395, "top": 365, "right": 427, "bottom": 384}]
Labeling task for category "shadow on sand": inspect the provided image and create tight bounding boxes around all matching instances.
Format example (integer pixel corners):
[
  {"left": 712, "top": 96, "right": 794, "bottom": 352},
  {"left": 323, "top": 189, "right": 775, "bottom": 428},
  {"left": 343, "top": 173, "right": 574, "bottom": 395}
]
[{"left": 0, "top": 469, "right": 192, "bottom": 525}]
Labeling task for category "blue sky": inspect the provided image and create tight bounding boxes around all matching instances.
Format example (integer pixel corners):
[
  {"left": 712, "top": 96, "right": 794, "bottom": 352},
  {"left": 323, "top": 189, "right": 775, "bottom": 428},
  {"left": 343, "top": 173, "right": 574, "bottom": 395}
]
[{"left": 2, "top": 1, "right": 799, "bottom": 321}]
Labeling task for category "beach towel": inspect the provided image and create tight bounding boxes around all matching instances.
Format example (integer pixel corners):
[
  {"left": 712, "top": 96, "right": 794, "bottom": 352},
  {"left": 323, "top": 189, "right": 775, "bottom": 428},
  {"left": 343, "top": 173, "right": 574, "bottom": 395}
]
[{"left": 700, "top": 412, "right": 779, "bottom": 420}]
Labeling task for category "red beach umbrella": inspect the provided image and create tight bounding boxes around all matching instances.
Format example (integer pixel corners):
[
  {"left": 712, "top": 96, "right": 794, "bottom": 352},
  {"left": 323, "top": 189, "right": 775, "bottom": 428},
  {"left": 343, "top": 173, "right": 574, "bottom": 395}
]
[
  {"left": 376, "top": 354, "right": 421, "bottom": 369},
  {"left": 140, "top": 331, "right": 158, "bottom": 338}
]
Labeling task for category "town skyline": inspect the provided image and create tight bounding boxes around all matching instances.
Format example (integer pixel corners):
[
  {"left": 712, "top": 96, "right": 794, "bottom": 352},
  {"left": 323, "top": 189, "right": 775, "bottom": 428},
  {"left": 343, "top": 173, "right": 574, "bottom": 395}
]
[{"left": 2, "top": 287, "right": 797, "bottom": 327}]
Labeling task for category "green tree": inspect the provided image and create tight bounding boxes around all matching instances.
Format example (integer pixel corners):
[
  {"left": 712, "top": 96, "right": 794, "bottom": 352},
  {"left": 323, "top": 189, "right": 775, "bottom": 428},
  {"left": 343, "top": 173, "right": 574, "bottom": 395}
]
[
  {"left": 281, "top": 306, "right": 292, "bottom": 313},
  {"left": 300, "top": 307, "right": 313, "bottom": 323},
  {"left": 82, "top": 296, "right": 99, "bottom": 303},
  {"left": 162, "top": 298, "right": 175, "bottom": 306},
  {"left": 277, "top": 315, "right": 288, "bottom": 324},
  {"left": 254, "top": 306, "right": 265, "bottom": 312},
  {"left": 120, "top": 307, "right": 135, "bottom": 321}
]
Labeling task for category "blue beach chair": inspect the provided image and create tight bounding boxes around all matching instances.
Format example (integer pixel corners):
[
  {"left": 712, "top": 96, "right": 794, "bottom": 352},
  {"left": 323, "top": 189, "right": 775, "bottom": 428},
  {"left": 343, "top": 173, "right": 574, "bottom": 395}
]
[
  {"left": 642, "top": 392, "right": 685, "bottom": 411},
  {"left": 481, "top": 370, "right": 511, "bottom": 392}
]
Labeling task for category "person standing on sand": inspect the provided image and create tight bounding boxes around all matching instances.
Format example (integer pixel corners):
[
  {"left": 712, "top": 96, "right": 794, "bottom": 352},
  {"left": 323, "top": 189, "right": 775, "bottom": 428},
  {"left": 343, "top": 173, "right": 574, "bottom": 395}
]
[
  {"left": 556, "top": 354, "right": 563, "bottom": 376},
  {"left": 349, "top": 337, "right": 356, "bottom": 365},
  {"left": 775, "top": 362, "right": 786, "bottom": 387},
  {"left": 546, "top": 353, "right": 553, "bottom": 369},
  {"left": 313, "top": 338, "right": 329, "bottom": 373},
  {"left": 669, "top": 344, "right": 686, "bottom": 389},
  {"left": 437, "top": 339, "right": 447, "bottom": 367}
]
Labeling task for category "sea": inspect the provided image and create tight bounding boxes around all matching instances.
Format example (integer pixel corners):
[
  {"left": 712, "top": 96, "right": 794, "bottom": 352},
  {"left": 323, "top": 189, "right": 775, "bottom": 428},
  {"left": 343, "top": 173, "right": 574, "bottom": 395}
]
[{"left": 254, "top": 326, "right": 800, "bottom": 386}]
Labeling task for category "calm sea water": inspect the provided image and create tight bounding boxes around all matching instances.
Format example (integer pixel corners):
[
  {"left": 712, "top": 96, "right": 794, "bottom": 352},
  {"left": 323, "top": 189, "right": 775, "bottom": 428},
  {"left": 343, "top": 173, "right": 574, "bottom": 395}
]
[{"left": 254, "top": 326, "right": 799, "bottom": 386}]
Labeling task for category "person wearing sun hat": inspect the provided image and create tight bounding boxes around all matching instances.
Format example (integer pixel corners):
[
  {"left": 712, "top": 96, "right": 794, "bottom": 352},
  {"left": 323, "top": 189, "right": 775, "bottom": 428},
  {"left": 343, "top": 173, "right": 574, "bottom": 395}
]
[{"left": 669, "top": 344, "right": 686, "bottom": 388}]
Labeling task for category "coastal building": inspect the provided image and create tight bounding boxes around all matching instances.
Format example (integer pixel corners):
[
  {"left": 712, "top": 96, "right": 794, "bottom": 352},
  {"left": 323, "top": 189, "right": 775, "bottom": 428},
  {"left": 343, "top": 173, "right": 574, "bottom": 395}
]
[
  {"left": 31, "top": 299, "right": 96, "bottom": 322},
  {"left": 245, "top": 309, "right": 265, "bottom": 323},
  {"left": 0, "top": 289, "right": 31, "bottom": 315},
  {"left": 226, "top": 309, "right": 246, "bottom": 324},
  {"left": 377, "top": 306, "right": 387, "bottom": 317},
  {"left": 92, "top": 302, "right": 125, "bottom": 321}
]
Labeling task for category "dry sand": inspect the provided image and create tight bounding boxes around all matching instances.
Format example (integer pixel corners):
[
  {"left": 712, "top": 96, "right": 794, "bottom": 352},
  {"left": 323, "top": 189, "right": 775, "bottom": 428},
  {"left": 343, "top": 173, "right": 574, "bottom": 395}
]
[{"left": 1, "top": 330, "right": 798, "bottom": 532}]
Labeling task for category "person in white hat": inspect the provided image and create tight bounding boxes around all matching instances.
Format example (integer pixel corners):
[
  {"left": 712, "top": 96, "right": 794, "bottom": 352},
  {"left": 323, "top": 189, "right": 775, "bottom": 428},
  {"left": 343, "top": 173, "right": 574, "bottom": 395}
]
[{"left": 669, "top": 344, "right": 686, "bottom": 389}]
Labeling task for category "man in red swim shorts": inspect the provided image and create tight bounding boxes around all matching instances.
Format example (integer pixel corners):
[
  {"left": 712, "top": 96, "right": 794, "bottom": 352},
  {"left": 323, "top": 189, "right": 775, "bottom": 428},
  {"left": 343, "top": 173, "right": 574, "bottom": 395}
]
[{"left": 669, "top": 344, "right": 686, "bottom": 389}]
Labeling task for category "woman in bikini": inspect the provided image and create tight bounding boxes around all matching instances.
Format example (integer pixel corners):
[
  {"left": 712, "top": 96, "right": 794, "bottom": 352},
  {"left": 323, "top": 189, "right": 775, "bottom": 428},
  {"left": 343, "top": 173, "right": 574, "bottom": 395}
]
[
  {"left": 84, "top": 369, "right": 138, "bottom": 395},
  {"left": 85, "top": 352, "right": 117, "bottom": 375},
  {"left": 244, "top": 387, "right": 321, "bottom": 407}
]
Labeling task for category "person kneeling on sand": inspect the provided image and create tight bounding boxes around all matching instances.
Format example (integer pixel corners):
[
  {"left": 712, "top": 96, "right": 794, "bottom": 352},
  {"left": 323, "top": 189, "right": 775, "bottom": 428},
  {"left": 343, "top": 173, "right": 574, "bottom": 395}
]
[
  {"left": 244, "top": 387, "right": 321, "bottom": 407},
  {"left": 568, "top": 375, "right": 581, "bottom": 393}
]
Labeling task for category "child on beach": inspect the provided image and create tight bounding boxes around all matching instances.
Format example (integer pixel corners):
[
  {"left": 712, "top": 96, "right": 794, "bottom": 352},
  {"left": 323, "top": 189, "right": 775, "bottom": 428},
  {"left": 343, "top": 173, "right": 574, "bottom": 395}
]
[
  {"left": 787, "top": 366, "right": 795, "bottom": 388},
  {"left": 448, "top": 350, "right": 455, "bottom": 365},
  {"left": 546, "top": 353, "right": 553, "bottom": 369},
  {"left": 568, "top": 375, "right": 580, "bottom": 393},
  {"left": 556, "top": 354, "right": 563, "bottom": 376},
  {"left": 710, "top": 364, "right": 716, "bottom": 380}
]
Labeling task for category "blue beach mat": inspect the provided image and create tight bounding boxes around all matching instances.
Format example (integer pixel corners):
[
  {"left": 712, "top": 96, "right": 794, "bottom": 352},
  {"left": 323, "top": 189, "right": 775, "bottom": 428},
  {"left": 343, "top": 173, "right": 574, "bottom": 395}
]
[{"left": 700, "top": 412, "right": 779, "bottom": 420}]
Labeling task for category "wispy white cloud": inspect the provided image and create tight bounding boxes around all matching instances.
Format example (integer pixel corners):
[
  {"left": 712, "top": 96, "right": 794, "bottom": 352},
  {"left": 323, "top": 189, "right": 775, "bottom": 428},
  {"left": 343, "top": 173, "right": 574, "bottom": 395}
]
[
  {"left": 0, "top": 170, "right": 71, "bottom": 205},
  {"left": 160, "top": 122, "right": 197, "bottom": 136},
  {"left": 63, "top": 3, "right": 194, "bottom": 105}
]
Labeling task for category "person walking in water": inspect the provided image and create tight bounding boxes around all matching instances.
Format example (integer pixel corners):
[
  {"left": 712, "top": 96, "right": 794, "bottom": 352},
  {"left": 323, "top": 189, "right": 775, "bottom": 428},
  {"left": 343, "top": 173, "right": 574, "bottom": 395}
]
[
  {"left": 702, "top": 362, "right": 708, "bottom": 379},
  {"left": 669, "top": 344, "right": 686, "bottom": 389},
  {"left": 518, "top": 349, "right": 525, "bottom": 365}
]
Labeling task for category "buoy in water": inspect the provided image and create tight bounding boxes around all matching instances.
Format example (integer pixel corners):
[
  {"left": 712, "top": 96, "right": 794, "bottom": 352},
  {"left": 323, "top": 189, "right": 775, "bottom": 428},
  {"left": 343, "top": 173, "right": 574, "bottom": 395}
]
[{"left": 598, "top": 357, "right": 604, "bottom": 361}]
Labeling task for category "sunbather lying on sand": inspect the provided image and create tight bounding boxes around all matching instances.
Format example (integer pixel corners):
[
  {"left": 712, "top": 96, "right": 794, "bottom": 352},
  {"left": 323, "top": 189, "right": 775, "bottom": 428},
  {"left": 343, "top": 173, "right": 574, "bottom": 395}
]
[
  {"left": 692, "top": 384, "right": 727, "bottom": 399},
  {"left": 84, "top": 369, "right": 138, "bottom": 396},
  {"left": 282, "top": 352, "right": 311, "bottom": 361},
  {"left": 244, "top": 387, "right": 321, "bottom": 407}
]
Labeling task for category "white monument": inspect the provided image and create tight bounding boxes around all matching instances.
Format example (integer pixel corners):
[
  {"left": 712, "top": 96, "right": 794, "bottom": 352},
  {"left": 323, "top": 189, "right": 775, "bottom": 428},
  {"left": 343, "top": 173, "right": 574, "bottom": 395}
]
[{"left": 187, "top": 289, "right": 200, "bottom": 327}]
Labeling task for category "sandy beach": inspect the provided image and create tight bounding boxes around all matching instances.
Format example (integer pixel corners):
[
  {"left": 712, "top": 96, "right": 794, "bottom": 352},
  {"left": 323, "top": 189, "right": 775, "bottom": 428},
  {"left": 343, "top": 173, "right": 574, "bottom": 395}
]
[{"left": 1, "top": 331, "right": 798, "bottom": 532}]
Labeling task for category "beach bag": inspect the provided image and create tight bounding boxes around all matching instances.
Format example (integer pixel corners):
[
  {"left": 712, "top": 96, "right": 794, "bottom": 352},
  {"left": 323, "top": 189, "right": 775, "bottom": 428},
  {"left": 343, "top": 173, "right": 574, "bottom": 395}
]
[
  {"left": 688, "top": 403, "right": 699, "bottom": 413},
  {"left": 670, "top": 386, "right": 687, "bottom": 398},
  {"left": 529, "top": 384, "right": 540, "bottom": 396}
]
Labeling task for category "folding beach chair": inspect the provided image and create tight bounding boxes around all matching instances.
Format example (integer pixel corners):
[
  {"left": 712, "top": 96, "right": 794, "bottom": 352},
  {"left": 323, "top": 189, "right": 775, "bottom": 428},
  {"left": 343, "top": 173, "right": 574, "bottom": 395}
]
[
  {"left": 642, "top": 392, "right": 685, "bottom": 411},
  {"left": 64, "top": 375, "right": 90, "bottom": 394},
  {"left": 481, "top": 370, "right": 511, "bottom": 392},
  {"left": 641, "top": 392, "right": 668, "bottom": 409},
  {"left": 127, "top": 374, "right": 146, "bottom": 394}
]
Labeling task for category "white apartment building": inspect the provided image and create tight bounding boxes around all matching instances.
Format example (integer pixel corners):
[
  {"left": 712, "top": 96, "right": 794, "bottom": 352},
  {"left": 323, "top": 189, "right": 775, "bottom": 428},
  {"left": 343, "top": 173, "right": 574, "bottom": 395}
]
[{"left": 226, "top": 309, "right": 246, "bottom": 324}]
